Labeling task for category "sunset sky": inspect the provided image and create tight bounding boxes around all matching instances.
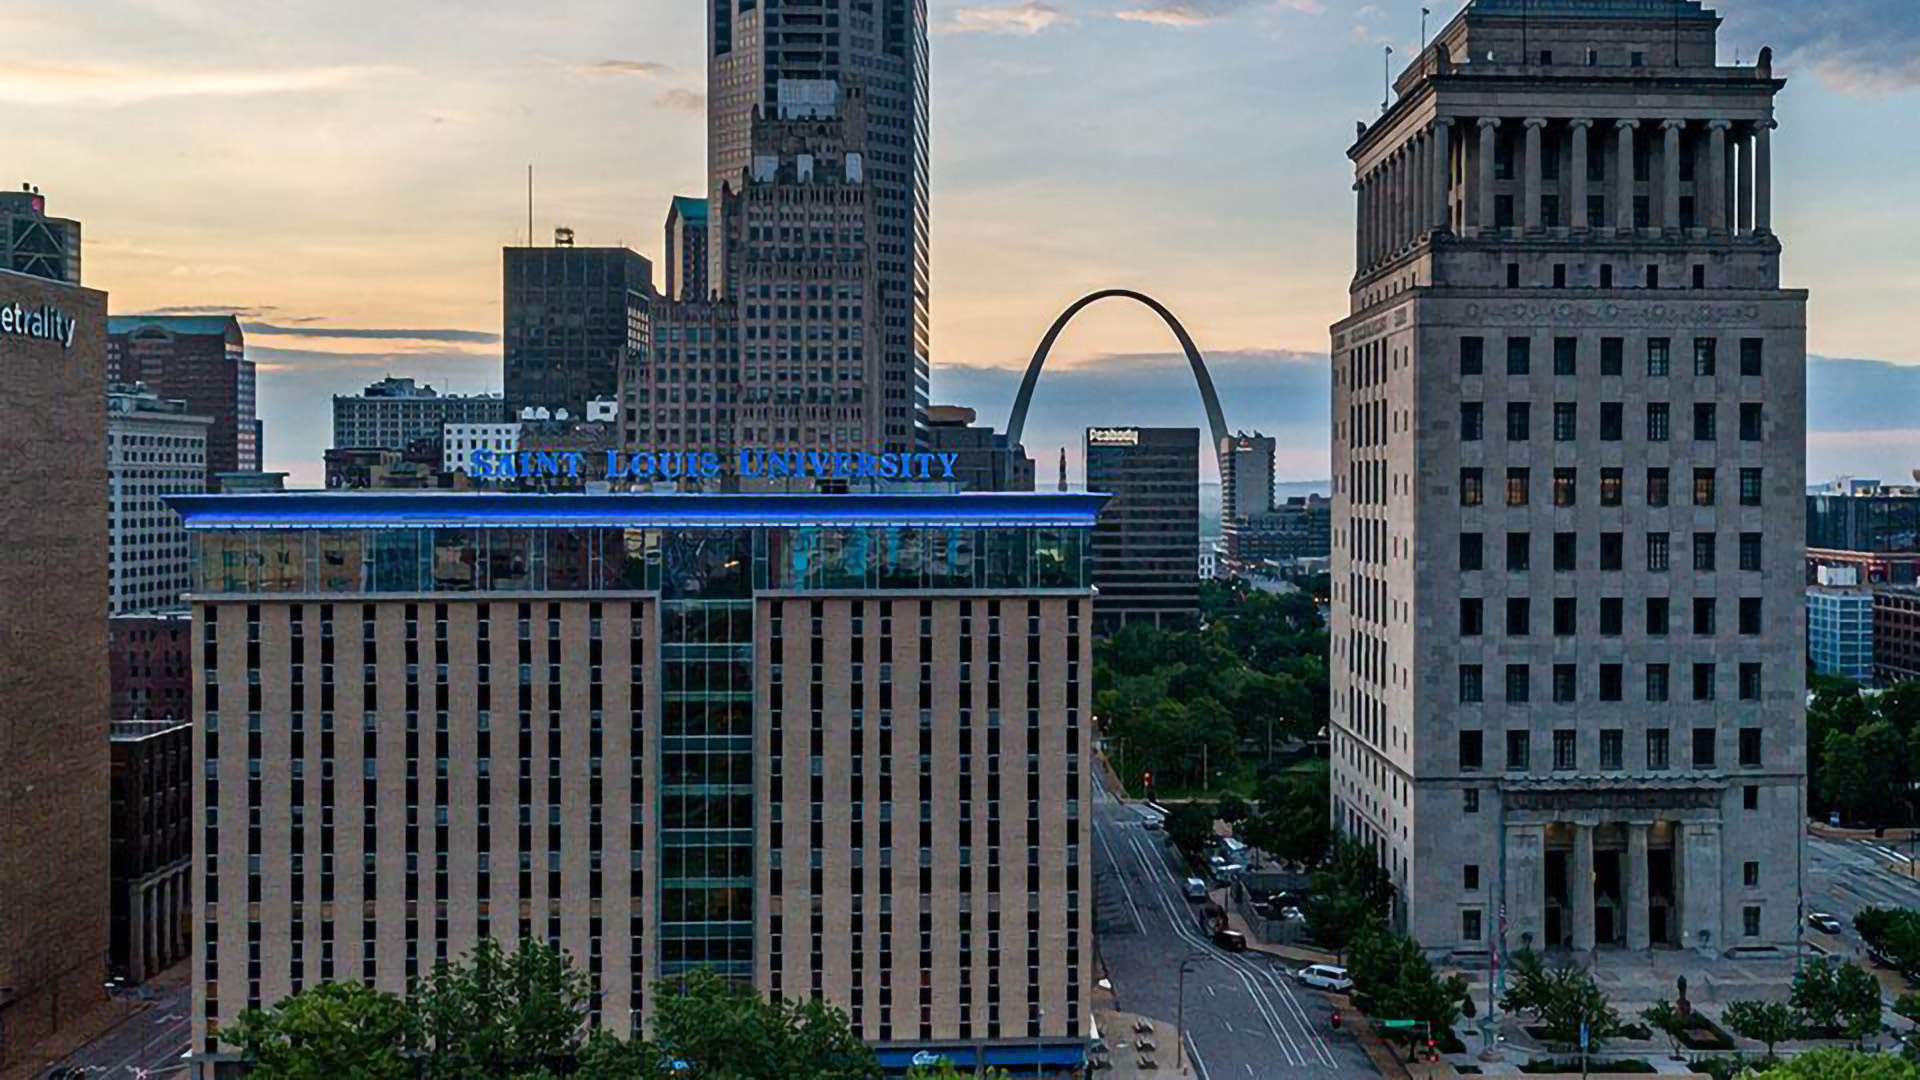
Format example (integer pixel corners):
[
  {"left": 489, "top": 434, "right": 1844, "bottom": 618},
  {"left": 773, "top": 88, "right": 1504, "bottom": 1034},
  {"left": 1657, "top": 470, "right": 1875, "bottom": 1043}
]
[{"left": 9, "top": 0, "right": 1920, "bottom": 486}]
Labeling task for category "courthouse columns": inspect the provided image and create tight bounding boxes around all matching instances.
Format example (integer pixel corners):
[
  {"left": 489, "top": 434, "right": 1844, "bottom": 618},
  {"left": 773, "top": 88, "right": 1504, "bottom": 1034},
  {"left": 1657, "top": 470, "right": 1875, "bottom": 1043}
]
[
  {"left": 1662, "top": 118, "right": 1684, "bottom": 234},
  {"left": 1707, "top": 119, "right": 1731, "bottom": 234},
  {"left": 1505, "top": 823, "right": 1545, "bottom": 951},
  {"left": 1625, "top": 824, "right": 1652, "bottom": 950},
  {"left": 1569, "top": 119, "right": 1592, "bottom": 231},
  {"left": 1737, "top": 128, "right": 1755, "bottom": 235},
  {"left": 1431, "top": 119, "right": 1454, "bottom": 234},
  {"left": 1523, "top": 118, "right": 1546, "bottom": 232},
  {"left": 1615, "top": 119, "right": 1638, "bottom": 233},
  {"left": 1477, "top": 117, "right": 1500, "bottom": 235},
  {"left": 1571, "top": 824, "right": 1597, "bottom": 952},
  {"left": 1680, "top": 822, "right": 1725, "bottom": 953},
  {"left": 1754, "top": 119, "right": 1775, "bottom": 234}
]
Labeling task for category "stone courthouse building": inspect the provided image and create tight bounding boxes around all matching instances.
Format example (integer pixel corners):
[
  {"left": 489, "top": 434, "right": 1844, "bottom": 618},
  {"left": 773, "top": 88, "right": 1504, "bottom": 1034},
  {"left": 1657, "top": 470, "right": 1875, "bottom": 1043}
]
[{"left": 1329, "top": 0, "right": 1806, "bottom": 957}]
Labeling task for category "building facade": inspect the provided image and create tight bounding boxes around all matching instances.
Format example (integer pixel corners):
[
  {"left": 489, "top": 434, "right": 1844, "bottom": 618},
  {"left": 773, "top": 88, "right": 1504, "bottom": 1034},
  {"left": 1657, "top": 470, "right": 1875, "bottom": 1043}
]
[
  {"left": 1, "top": 185, "right": 81, "bottom": 284},
  {"left": 109, "top": 386, "right": 211, "bottom": 614},
  {"left": 0, "top": 267, "right": 111, "bottom": 1058},
  {"left": 110, "top": 612, "right": 194, "bottom": 724},
  {"left": 443, "top": 422, "right": 521, "bottom": 480},
  {"left": 503, "top": 246, "right": 653, "bottom": 419},
  {"left": 1875, "top": 587, "right": 1920, "bottom": 685},
  {"left": 1808, "top": 487, "right": 1920, "bottom": 585},
  {"left": 1329, "top": 0, "right": 1807, "bottom": 956},
  {"left": 110, "top": 719, "right": 192, "bottom": 985},
  {"left": 107, "top": 315, "right": 257, "bottom": 485},
  {"left": 1084, "top": 427, "right": 1200, "bottom": 633},
  {"left": 1807, "top": 582, "right": 1873, "bottom": 683},
  {"left": 1221, "top": 432, "right": 1276, "bottom": 521},
  {"left": 925, "top": 405, "right": 1035, "bottom": 493},
  {"left": 664, "top": 196, "right": 710, "bottom": 302},
  {"left": 176, "top": 491, "right": 1097, "bottom": 1075},
  {"left": 1227, "top": 496, "right": 1333, "bottom": 572},
  {"left": 332, "top": 377, "right": 507, "bottom": 454}
]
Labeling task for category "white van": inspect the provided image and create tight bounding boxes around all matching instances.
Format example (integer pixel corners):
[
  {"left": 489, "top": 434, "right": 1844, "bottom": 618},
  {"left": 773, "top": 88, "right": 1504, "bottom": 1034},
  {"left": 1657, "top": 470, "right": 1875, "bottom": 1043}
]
[{"left": 1184, "top": 878, "right": 1209, "bottom": 901}]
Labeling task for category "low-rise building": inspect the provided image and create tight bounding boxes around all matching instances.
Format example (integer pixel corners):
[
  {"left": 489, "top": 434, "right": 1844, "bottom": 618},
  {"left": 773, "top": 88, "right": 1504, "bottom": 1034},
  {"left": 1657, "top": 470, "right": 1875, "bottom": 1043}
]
[
  {"left": 332, "top": 376, "right": 506, "bottom": 453},
  {"left": 1875, "top": 586, "right": 1920, "bottom": 685},
  {"left": 109, "top": 612, "right": 193, "bottom": 723},
  {"left": 109, "top": 719, "right": 191, "bottom": 984},
  {"left": 1807, "top": 567, "right": 1873, "bottom": 683}
]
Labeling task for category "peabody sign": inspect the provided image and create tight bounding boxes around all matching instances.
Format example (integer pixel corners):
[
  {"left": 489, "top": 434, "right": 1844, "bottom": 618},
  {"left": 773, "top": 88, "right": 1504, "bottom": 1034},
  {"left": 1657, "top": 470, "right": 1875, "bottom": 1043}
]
[
  {"left": 1086, "top": 427, "right": 1139, "bottom": 447},
  {"left": 0, "top": 302, "right": 77, "bottom": 349}
]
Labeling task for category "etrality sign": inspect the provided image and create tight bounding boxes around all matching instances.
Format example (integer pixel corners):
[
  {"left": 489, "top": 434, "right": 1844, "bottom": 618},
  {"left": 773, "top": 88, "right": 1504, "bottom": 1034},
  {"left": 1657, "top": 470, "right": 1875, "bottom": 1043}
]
[
  {"left": 468, "top": 447, "right": 963, "bottom": 482},
  {"left": 0, "top": 302, "right": 76, "bottom": 349}
]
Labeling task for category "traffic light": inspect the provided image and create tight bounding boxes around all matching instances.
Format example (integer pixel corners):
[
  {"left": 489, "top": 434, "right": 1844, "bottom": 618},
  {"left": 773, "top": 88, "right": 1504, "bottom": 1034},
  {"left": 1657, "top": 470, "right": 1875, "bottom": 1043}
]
[{"left": 1142, "top": 771, "right": 1153, "bottom": 788}]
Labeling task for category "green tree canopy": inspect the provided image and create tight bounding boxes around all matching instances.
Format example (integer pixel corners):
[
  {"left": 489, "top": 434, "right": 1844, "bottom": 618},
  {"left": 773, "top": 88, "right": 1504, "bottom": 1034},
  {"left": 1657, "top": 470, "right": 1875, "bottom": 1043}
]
[
  {"left": 1739, "top": 1049, "right": 1920, "bottom": 1079},
  {"left": 1790, "top": 956, "right": 1882, "bottom": 1042},
  {"left": 1303, "top": 839, "right": 1393, "bottom": 957},
  {"left": 1500, "top": 950, "right": 1622, "bottom": 1050},
  {"left": 223, "top": 981, "right": 416, "bottom": 1080},
  {"left": 1722, "top": 998, "right": 1799, "bottom": 1058},
  {"left": 650, "top": 969, "right": 878, "bottom": 1079},
  {"left": 413, "top": 937, "right": 592, "bottom": 1079}
]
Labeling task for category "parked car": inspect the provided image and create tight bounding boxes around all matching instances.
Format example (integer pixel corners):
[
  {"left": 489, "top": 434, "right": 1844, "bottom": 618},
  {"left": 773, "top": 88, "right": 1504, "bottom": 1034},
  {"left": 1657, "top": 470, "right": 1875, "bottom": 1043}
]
[
  {"left": 1184, "top": 877, "right": 1210, "bottom": 900},
  {"left": 1213, "top": 928, "right": 1248, "bottom": 952},
  {"left": 1294, "top": 964, "right": 1353, "bottom": 992},
  {"left": 1808, "top": 911, "right": 1844, "bottom": 934}
]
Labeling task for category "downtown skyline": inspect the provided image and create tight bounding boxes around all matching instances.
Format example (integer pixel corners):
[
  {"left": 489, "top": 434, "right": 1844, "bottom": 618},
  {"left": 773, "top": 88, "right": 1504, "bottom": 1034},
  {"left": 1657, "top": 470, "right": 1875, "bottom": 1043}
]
[{"left": 6, "top": 0, "right": 1920, "bottom": 484}]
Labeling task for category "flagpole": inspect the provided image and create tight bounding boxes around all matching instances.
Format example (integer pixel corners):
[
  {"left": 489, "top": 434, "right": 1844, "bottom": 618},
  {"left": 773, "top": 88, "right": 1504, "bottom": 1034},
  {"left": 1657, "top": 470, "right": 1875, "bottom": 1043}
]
[
  {"left": 1382, "top": 44, "right": 1393, "bottom": 114},
  {"left": 1421, "top": 6, "right": 1430, "bottom": 47}
]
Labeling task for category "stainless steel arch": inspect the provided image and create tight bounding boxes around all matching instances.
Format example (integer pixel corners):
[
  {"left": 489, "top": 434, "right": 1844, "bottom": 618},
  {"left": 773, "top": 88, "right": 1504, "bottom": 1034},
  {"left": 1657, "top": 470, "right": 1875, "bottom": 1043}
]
[{"left": 1004, "top": 290, "right": 1231, "bottom": 464}]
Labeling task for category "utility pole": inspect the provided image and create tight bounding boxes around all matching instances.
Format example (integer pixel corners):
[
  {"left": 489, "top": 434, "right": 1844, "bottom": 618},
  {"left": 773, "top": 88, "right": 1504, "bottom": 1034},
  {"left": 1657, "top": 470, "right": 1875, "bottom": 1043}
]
[{"left": 1382, "top": 45, "right": 1394, "bottom": 114}]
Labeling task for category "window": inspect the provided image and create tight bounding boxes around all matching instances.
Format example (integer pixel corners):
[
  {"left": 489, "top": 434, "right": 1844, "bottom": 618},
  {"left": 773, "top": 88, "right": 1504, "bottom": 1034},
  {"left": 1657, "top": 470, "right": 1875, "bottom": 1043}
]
[
  {"left": 1744, "top": 861, "right": 1760, "bottom": 888},
  {"left": 1694, "top": 403, "right": 1717, "bottom": 441},
  {"left": 1460, "top": 532, "right": 1484, "bottom": 571},
  {"left": 1647, "top": 403, "right": 1670, "bottom": 441},
  {"left": 1647, "top": 664, "right": 1671, "bottom": 703},
  {"left": 1601, "top": 532, "right": 1624, "bottom": 571},
  {"left": 1740, "top": 598, "right": 1762, "bottom": 635},
  {"left": 1554, "top": 532, "right": 1577, "bottom": 571},
  {"left": 1694, "top": 468, "right": 1716, "bottom": 506},
  {"left": 1740, "top": 468, "right": 1763, "bottom": 506},
  {"left": 1600, "top": 598, "right": 1623, "bottom": 636},
  {"left": 1740, "top": 663, "right": 1763, "bottom": 701},
  {"left": 1463, "top": 909, "right": 1484, "bottom": 942},
  {"left": 1694, "top": 597, "right": 1717, "bottom": 635},
  {"left": 1464, "top": 789, "right": 1481, "bottom": 813},
  {"left": 1693, "top": 264, "right": 1707, "bottom": 289},
  {"left": 1507, "top": 468, "right": 1531, "bottom": 506},
  {"left": 1507, "top": 337, "right": 1531, "bottom": 375},
  {"left": 1648, "top": 728, "right": 1671, "bottom": 770},
  {"left": 1506, "top": 664, "right": 1530, "bottom": 703},
  {"left": 1740, "top": 402, "right": 1763, "bottom": 441},
  {"left": 1554, "top": 597, "right": 1577, "bottom": 636},
  {"left": 1506, "top": 730, "right": 1531, "bottom": 771},
  {"left": 1461, "top": 598, "right": 1484, "bottom": 636},
  {"left": 1461, "top": 402, "right": 1484, "bottom": 441},
  {"left": 1465, "top": 864, "right": 1481, "bottom": 890},
  {"left": 1459, "top": 730, "right": 1483, "bottom": 771},
  {"left": 1506, "top": 261, "right": 1521, "bottom": 287},
  {"left": 1740, "top": 533, "right": 1763, "bottom": 571},
  {"left": 1694, "top": 533, "right": 1717, "bottom": 571},
  {"left": 1554, "top": 402, "right": 1577, "bottom": 441},
  {"left": 1601, "top": 729, "right": 1624, "bottom": 769},
  {"left": 1693, "top": 337, "right": 1717, "bottom": 376},
  {"left": 1744, "top": 906, "right": 1761, "bottom": 938},
  {"left": 1553, "top": 665, "right": 1576, "bottom": 703},
  {"left": 1647, "top": 337, "right": 1671, "bottom": 376},
  {"left": 1648, "top": 467, "right": 1670, "bottom": 507},
  {"left": 1460, "top": 665, "right": 1483, "bottom": 703},
  {"left": 1507, "top": 402, "right": 1531, "bottom": 441},
  {"left": 1601, "top": 337, "right": 1624, "bottom": 376},
  {"left": 1601, "top": 468, "right": 1623, "bottom": 505},
  {"left": 1554, "top": 337, "right": 1578, "bottom": 376},
  {"left": 1647, "top": 597, "right": 1670, "bottom": 636},
  {"left": 1739, "top": 727, "right": 1762, "bottom": 767},
  {"left": 1507, "top": 532, "right": 1531, "bottom": 571},
  {"left": 1553, "top": 729, "right": 1577, "bottom": 770},
  {"left": 1647, "top": 532, "right": 1670, "bottom": 571},
  {"left": 1744, "top": 785, "right": 1760, "bottom": 810},
  {"left": 1507, "top": 598, "right": 1531, "bottom": 636},
  {"left": 1646, "top": 263, "right": 1660, "bottom": 288},
  {"left": 1693, "top": 664, "right": 1717, "bottom": 702},
  {"left": 1601, "top": 402, "right": 1624, "bottom": 441},
  {"left": 1461, "top": 336, "right": 1485, "bottom": 375},
  {"left": 1740, "top": 337, "right": 1763, "bottom": 376},
  {"left": 1461, "top": 468, "right": 1484, "bottom": 506},
  {"left": 1554, "top": 468, "right": 1577, "bottom": 506},
  {"left": 1600, "top": 663, "right": 1624, "bottom": 701},
  {"left": 1600, "top": 262, "right": 1614, "bottom": 289}
]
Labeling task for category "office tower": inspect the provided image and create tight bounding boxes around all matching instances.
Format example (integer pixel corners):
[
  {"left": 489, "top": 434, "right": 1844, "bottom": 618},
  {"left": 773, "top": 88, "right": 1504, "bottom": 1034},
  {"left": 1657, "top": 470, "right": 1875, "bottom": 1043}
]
[
  {"left": 1330, "top": 0, "right": 1807, "bottom": 955},
  {"left": 706, "top": 0, "right": 928, "bottom": 447},
  {"left": 107, "top": 315, "right": 257, "bottom": 485},
  {"left": 665, "top": 196, "right": 710, "bottom": 301},
  {"left": 619, "top": 298, "right": 740, "bottom": 461},
  {"left": 109, "top": 717, "right": 192, "bottom": 985},
  {"left": 332, "top": 376, "right": 507, "bottom": 453},
  {"left": 175, "top": 489, "right": 1099, "bottom": 1073},
  {"left": 0, "top": 267, "right": 110, "bottom": 1056},
  {"left": 1084, "top": 427, "right": 1200, "bottom": 632},
  {"left": 1807, "top": 482, "right": 1920, "bottom": 585},
  {"left": 1229, "top": 495, "right": 1333, "bottom": 572},
  {"left": 110, "top": 612, "right": 194, "bottom": 723},
  {"left": 503, "top": 244, "right": 653, "bottom": 418},
  {"left": 442, "top": 420, "right": 521, "bottom": 479},
  {"left": 1805, "top": 568, "right": 1872, "bottom": 682},
  {"left": 1220, "top": 431, "right": 1276, "bottom": 520},
  {"left": 108, "top": 386, "right": 211, "bottom": 614},
  {"left": 1874, "top": 588, "right": 1920, "bottom": 684},
  {"left": 924, "top": 405, "right": 1035, "bottom": 492},
  {"left": 0, "top": 184, "right": 81, "bottom": 284}
]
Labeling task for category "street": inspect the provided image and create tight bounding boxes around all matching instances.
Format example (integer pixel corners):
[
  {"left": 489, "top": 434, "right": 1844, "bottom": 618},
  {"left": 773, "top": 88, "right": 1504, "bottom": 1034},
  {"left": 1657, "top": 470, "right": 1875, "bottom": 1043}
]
[
  {"left": 31, "top": 982, "right": 191, "bottom": 1080},
  {"left": 1807, "top": 831, "right": 1920, "bottom": 957},
  {"left": 1092, "top": 771, "right": 1376, "bottom": 1077}
]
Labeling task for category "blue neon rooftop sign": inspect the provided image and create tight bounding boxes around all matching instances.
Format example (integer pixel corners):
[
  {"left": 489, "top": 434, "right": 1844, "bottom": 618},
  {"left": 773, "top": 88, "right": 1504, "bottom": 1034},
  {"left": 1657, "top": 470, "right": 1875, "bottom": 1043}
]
[{"left": 470, "top": 448, "right": 963, "bottom": 482}]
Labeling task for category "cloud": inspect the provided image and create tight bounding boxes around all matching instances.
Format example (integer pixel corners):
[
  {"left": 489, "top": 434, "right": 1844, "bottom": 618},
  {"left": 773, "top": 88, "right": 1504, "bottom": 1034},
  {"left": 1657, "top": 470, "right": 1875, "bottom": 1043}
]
[
  {"left": 1723, "top": 0, "right": 1920, "bottom": 95},
  {"left": 652, "top": 88, "right": 706, "bottom": 112},
  {"left": 941, "top": 2, "right": 1072, "bottom": 35},
  {"left": 134, "top": 304, "right": 277, "bottom": 318},
  {"left": 571, "top": 59, "right": 672, "bottom": 79},
  {"left": 1808, "top": 355, "right": 1920, "bottom": 432},
  {"left": 1114, "top": 0, "right": 1320, "bottom": 28},
  {"left": 0, "top": 60, "right": 392, "bottom": 106},
  {"left": 243, "top": 322, "right": 501, "bottom": 344}
]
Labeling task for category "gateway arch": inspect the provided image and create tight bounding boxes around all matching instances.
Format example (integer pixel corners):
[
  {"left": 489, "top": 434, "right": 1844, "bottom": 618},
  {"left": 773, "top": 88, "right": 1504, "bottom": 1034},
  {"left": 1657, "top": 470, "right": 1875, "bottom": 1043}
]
[{"left": 1003, "top": 289, "right": 1231, "bottom": 470}]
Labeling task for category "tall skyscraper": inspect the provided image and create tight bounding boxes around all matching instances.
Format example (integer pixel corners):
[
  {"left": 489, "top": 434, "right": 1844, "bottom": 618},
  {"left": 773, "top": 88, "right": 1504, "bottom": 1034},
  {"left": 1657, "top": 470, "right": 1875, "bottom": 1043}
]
[
  {"left": 1329, "top": 0, "right": 1806, "bottom": 956},
  {"left": 0, "top": 184, "right": 81, "bottom": 284},
  {"left": 1220, "top": 431, "right": 1276, "bottom": 521},
  {"left": 1085, "top": 426, "right": 1200, "bottom": 633},
  {"left": 503, "top": 244, "right": 653, "bottom": 418},
  {"left": 664, "top": 196, "right": 709, "bottom": 301},
  {"left": 108, "top": 385, "right": 210, "bottom": 614},
  {"left": 107, "top": 315, "right": 258, "bottom": 486},
  {"left": 0, "top": 266, "right": 110, "bottom": 1057}
]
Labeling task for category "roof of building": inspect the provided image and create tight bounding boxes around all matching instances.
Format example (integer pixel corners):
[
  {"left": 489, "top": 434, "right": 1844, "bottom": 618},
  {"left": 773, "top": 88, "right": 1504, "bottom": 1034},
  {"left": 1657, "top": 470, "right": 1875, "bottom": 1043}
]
[
  {"left": 108, "top": 314, "right": 240, "bottom": 337},
  {"left": 1464, "top": 0, "right": 1716, "bottom": 19},
  {"left": 670, "top": 195, "right": 709, "bottom": 224},
  {"left": 168, "top": 490, "right": 1110, "bottom": 530}
]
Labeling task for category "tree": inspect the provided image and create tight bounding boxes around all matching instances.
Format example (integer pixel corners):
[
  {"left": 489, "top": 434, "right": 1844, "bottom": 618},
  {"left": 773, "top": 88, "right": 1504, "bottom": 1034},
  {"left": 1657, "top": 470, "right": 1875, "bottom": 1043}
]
[
  {"left": 650, "top": 969, "right": 879, "bottom": 1079},
  {"left": 1165, "top": 801, "right": 1218, "bottom": 865},
  {"left": 1346, "top": 927, "right": 1468, "bottom": 1047},
  {"left": 1215, "top": 794, "right": 1251, "bottom": 825},
  {"left": 1822, "top": 721, "right": 1913, "bottom": 827},
  {"left": 907, "top": 1064, "right": 1015, "bottom": 1079},
  {"left": 1500, "top": 949, "right": 1622, "bottom": 1050},
  {"left": 413, "top": 937, "right": 592, "bottom": 1078},
  {"left": 1722, "top": 998, "right": 1799, "bottom": 1059},
  {"left": 1791, "top": 956, "right": 1882, "bottom": 1043},
  {"left": 1857, "top": 906, "right": 1920, "bottom": 979},
  {"left": 223, "top": 981, "right": 416, "bottom": 1080},
  {"left": 1641, "top": 999, "right": 1689, "bottom": 1059},
  {"left": 1303, "top": 839, "right": 1393, "bottom": 959},
  {"left": 1242, "top": 764, "right": 1330, "bottom": 868},
  {"left": 1739, "top": 1048, "right": 1920, "bottom": 1079}
]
